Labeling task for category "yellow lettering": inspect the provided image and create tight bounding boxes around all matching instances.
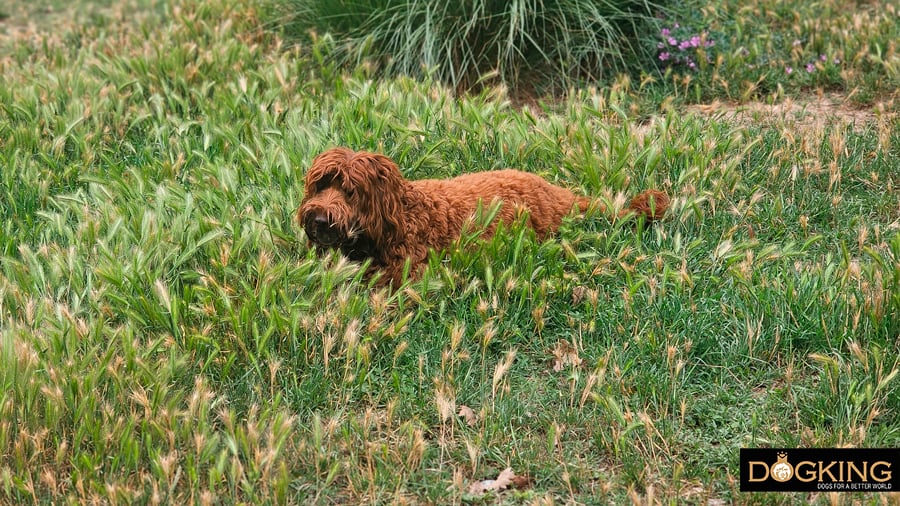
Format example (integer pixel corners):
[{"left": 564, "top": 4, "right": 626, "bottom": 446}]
[
  {"left": 871, "top": 462, "right": 892, "bottom": 483},
  {"left": 819, "top": 461, "right": 838, "bottom": 482},
  {"left": 796, "top": 461, "right": 817, "bottom": 482},
  {"left": 748, "top": 461, "right": 770, "bottom": 482},
  {"left": 847, "top": 460, "right": 867, "bottom": 482}
]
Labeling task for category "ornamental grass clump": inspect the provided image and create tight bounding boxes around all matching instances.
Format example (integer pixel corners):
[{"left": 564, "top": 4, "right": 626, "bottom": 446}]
[{"left": 280, "top": 0, "right": 670, "bottom": 95}]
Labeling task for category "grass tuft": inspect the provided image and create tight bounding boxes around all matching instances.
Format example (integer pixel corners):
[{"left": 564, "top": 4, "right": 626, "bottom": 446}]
[{"left": 277, "top": 0, "right": 670, "bottom": 96}]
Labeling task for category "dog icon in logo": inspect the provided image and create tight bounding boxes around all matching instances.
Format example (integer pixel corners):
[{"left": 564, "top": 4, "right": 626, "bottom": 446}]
[{"left": 771, "top": 452, "right": 793, "bottom": 482}]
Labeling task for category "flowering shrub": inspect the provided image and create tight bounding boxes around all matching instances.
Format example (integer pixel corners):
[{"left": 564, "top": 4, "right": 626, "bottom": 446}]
[
  {"left": 655, "top": 23, "right": 715, "bottom": 71},
  {"left": 787, "top": 42, "right": 841, "bottom": 77},
  {"left": 653, "top": 15, "right": 848, "bottom": 100}
]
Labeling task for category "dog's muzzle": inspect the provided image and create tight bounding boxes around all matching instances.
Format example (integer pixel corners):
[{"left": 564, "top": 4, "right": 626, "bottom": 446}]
[{"left": 302, "top": 211, "right": 350, "bottom": 247}]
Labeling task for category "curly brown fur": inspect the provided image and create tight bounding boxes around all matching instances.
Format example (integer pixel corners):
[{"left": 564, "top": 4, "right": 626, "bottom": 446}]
[{"left": 298, "top": 147, "right": 669, "bottom": 286}]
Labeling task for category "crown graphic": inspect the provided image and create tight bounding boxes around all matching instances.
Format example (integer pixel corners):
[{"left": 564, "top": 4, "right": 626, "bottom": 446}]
[{"left": 771, "top": 451, "right": 793, "bottom": 482}]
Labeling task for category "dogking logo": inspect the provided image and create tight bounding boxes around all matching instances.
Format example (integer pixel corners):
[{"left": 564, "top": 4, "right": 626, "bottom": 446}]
[
  {"left": 770, "top": 452, "right": 793, "bottom": 482},
  {"left": 740, "top": 448, "right": 897, "bottom": 492}
]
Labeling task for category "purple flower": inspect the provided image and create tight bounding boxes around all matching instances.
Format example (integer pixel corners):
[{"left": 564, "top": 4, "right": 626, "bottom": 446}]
[
  {"left": 806, "top": 63, "right": 816, "bottom": 73},
  {"left": 833, "top": 57, "right": 841, "bottom": 64},
  {"left": 785, "top": 66, "right": 793, "bottom": 74},
  {"left": 659, "top": 52, "right": 671, "bottom": 61},
  {"left": 679, "top": 40, "right": 691, "bottom": 50},
  {"left": 690, "top": 36, "right": 701, "bottom": 47},
  {"left": 820, "top": 54, "right": 827, "bottom": 61},
  {"left": 661, "top": 27, "right": 671, "bottom": 36},
  {"left": 668, "top": 37, "right": 678, "bottom": 46},
  {"left": 688, "top": 61, "right": 697, "bottom": 69}
]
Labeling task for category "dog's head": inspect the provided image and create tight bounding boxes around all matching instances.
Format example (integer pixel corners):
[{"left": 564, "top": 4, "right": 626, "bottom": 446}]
[{"left": 298, "top": 147, "right": 405, "bottom": 256}]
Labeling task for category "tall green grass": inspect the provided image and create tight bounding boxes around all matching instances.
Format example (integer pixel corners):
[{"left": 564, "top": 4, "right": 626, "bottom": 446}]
[
  {"left": 0, "top": 0, "right": 898, "bottom": 503},
  {"left": 279, "top": 0, "right": 669, "bottom": 95}
]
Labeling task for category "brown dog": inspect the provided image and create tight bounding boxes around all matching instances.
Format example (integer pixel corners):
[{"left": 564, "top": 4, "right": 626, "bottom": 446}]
[{"left": 298, "top": 147, "right": 668, "bottom": 285}]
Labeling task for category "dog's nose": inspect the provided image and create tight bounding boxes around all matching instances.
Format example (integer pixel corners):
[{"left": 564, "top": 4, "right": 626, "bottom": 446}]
[
  {"left": 303, "top": 212, "right": 329, "bottom": 230},
  {"left": 304, "top": 212, "right": 342, "bottom": 246}
]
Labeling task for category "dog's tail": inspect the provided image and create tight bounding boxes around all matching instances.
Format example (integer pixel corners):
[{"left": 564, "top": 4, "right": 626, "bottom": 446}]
[{"left": 576, "top": 189, "right": 669, "bottom": 222}]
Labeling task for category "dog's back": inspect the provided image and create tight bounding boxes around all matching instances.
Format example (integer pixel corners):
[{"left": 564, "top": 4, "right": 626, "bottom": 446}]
[
  {"left": 410, "top": 169, "right": 667, "bottom": 239},
  {"left": 411, "top": 169, "right": 588, "bottom": 239}
]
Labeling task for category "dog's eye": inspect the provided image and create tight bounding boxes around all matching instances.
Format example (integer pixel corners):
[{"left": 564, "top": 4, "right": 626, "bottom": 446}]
[{"left": 315, "top": 175, "right": 335, "bottom": 191}]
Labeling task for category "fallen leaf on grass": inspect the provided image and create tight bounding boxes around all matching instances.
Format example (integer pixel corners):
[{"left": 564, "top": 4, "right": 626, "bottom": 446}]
[
  {"left": 551, "top": 339, "right": 583, "bottom": 371},
  {"left": 572, "top": 285, "right": 588, "bottom": 305},
  {"left": 457, "top": 405, "right": 477, "bottom": 426},
  {"left": 509, "top": 473, "right": 532, "bottom": 489},
  {"left": 468, "top": 467, "right": 515, "bottom": 495}
]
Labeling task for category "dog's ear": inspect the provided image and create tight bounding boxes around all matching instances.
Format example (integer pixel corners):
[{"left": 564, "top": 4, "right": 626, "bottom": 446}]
[{"left": 348, "top": 152, "right": 406, "bottom": 250}]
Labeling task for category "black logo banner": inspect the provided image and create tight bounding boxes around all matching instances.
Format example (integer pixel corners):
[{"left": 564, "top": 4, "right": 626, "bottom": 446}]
[{"left": 740, "top": 448, "right": 897, "bottom": 492}]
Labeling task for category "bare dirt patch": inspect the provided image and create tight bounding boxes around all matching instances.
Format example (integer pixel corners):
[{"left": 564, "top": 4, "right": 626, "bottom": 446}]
[
  {"left": 685, "top": 93, "right": 896, "bottom": 131},
  {"left": 0, "top": 0, "right": 89, "bottom": 36},
  {"left": 0, "top": 0, "right": 160, "bottom": 44}
]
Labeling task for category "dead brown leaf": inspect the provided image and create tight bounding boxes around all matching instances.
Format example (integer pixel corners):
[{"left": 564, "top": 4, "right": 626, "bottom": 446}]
[
  {"left": 572, "top": 285, "right": 588, "bottom": 305},
  {"left": 468, "top": 467, "right": 516, "bottom": 495},
  {"left": 510, "top": 473, "right": 532, "bottom": 489},
  {"left": 551, "top": 339, "right": 583, "bottom": 372},
  {"left": 457, "top": 405, "right": 477, "bottom": 427}
]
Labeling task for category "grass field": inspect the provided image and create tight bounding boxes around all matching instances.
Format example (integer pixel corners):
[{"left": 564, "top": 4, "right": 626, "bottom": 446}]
[{"left": 1, "top": 0, "right": 898, "bottom": 503}]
